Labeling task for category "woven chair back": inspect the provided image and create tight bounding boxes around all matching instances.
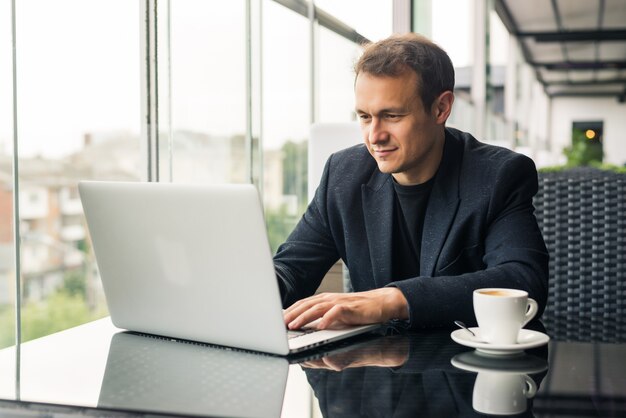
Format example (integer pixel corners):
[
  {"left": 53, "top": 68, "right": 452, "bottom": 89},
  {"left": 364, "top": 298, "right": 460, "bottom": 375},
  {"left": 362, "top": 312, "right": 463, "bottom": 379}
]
[{"left": 534, "top": 167, "right": 626, "bottom": 342}]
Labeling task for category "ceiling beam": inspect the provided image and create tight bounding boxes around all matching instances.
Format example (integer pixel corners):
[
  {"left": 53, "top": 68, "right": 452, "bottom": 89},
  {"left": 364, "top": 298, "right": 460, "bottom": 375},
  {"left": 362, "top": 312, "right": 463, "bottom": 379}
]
[
  {"left": 517, "top": 29, "right": 626, "bottom": 43},
  {"left": 549, "top": 91, "right": 624, "bottom": 98},
  {"left": 272, "top": 0, "right": 369, "bottom": 45},
  {"left": 544, "top": 78, "right": 626, "bottom": 86},
  {"left": 532, "top": 60, "right": 626, "bottom": 70},
  {"left": 494, "top": 0, "right": 545, "bottom": 87}
]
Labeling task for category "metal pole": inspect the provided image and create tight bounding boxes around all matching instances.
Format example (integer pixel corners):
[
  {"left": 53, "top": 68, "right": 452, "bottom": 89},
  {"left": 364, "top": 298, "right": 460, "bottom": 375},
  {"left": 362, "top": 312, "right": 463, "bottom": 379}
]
[
  {"left": 10, "top": 0, "right": 22, "bottom": 400},
  {"left": 246, "top": 0, "right": 253, "bottom": 184}
]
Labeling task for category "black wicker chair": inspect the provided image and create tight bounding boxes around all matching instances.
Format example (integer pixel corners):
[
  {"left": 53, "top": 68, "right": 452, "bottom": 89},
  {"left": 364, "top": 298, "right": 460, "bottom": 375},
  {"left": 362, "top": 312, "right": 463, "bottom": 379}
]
[{"left": 533, "top": 167, "right": 626, "bottom": 342}]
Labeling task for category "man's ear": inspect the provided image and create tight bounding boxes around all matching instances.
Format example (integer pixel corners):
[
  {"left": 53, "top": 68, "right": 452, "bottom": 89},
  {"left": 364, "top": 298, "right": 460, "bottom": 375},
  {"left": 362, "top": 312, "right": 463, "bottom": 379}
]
[{"left": 433, "top": 91, "right": 454, "bottom": 125}]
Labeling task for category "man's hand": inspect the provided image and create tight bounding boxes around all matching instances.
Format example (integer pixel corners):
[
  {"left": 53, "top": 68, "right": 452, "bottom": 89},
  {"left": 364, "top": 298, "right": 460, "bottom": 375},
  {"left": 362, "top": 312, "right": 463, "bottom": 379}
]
[
  {"left": 284, "top": 287, "right": 409, "bottom": 330},
  {"left": 301, "top": 335, "right": 410, "bottom": 371}
]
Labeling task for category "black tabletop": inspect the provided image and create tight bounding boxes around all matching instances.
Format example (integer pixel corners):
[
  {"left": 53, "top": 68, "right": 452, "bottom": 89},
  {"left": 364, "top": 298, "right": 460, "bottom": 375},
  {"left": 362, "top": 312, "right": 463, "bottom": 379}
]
[
  {"left": 0, "top": 318, "right": 625, "bottom": 417},
  {"left": 300, "top": 320, "right": 626, "bottom": 418}
]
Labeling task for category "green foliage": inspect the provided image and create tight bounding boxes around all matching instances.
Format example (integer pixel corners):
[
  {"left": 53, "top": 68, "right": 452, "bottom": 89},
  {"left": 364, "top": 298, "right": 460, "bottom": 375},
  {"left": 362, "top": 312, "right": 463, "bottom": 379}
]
[
  {"left": 0, "top": 305, "right": 15, "bottom": 348},
  {"left": 537, "top": 165, "right": 567, "bottom": 173},
  {"left": 281, "top": 140, "right": 308, "bottom": 198},
  {"left": 76, "top": 239, "right": 89, "bottom": 253},
  {"left": 264, "top": 139, "right": 310, "bottom": 254},
  {"left": 588, "top": 161, "right": 626, "bottom": 173},
  {"left": 539, "top": 161, "right": 626, "bottom": 174},
  {"left": 62, "top": 269, "right": 87, "bottom": 298},
  {"left": 0, "top": 274, "right": 108, "bottom": 349},
  {"left": 563, "top": 128, "right": 603, "bottom": 166},
  {"left": 20, "top": 291, "right": 95, "bottom": 343},
  {"left": 265, "top": 205, "right": 299, "bottom": 254}
]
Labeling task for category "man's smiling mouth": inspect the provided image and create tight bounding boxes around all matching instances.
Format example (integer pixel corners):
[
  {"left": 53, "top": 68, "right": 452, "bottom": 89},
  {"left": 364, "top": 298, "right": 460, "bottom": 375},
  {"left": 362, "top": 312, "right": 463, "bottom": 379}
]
[{"left": 372, "top": 148, "right": 397, "bottom": 157}]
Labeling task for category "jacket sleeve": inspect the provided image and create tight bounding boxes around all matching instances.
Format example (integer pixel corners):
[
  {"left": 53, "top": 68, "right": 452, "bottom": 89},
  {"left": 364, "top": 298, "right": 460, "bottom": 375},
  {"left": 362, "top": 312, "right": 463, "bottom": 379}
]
[
  {"left": 273, "top": 155, "right": 341, "bottom": 308},
  {"left": 389, "top": 154, "right": 549, "bottom": 329}
]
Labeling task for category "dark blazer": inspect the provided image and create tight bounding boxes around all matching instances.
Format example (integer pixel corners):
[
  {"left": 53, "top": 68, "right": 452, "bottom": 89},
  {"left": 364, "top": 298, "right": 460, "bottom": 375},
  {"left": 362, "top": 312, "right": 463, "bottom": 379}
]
[{"left": 274, "top": 127, "right": 549, "bottom": 328}]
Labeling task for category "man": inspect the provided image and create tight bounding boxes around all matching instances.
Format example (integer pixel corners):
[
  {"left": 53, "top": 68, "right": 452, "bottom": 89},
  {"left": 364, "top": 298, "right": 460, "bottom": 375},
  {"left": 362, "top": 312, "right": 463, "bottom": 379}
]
[{"left": 275, "top": 33, "right": 549, "bottom": 331}]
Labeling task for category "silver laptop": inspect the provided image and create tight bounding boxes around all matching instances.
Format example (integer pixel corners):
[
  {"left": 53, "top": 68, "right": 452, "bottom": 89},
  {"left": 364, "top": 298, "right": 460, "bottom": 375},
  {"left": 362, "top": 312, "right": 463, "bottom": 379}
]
[{"left": 78, "top": 181, "right": 379, "bottom": 355}]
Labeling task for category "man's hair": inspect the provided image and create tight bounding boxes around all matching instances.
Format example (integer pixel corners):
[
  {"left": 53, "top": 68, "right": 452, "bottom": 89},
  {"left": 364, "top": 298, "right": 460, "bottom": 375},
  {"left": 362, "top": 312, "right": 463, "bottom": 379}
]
[{"left": 354, "top": 33, "right": 455, "bottom": 110}]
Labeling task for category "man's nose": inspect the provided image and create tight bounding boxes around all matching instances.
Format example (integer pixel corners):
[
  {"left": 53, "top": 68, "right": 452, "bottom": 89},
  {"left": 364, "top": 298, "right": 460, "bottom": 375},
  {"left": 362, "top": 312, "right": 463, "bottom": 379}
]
[{"left": 369, "top": 118, "right": 387, "bottom": 144}]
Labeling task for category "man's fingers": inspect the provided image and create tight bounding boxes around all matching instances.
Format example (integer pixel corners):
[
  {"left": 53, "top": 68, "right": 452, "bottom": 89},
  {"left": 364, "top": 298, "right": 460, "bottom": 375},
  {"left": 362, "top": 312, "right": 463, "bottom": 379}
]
[
  {"left": 283, "top": 289, "right": 406, "bottom": 329},
  {"left": 284, "top": 298, "right": 316, "bottom": 325},
  {"left": 287, "top": 300, "right": 352, "bottom": 330},
  {"left": 321, "top": 356, "right": 347, "bottom": 371},
  {"left": 284, "top": 293, "right": 339, "bottom": 326},
  {"left": 318, "top": 303, "right": 352, "bottom": 329},
  {"left": 300, "top": 359, "right": 326, "bottom": 369},
  {"left": 287, "top": 302, "right": 333, "bottom": 329},
  {"left": 284, "top": 293, "right": 327, "bottom": 317},
  {"left": 285, "top": 293, "right": 367, "bottom": 329}
]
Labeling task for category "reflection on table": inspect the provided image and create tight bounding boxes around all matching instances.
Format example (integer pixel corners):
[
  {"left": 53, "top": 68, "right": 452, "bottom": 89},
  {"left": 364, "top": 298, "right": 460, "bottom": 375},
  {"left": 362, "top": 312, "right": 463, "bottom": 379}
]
[
  {"left": 303, "top": 328, "right": 548, "bottom": 417},
  {"left": 98, "top": 332, "right": 288, "bottom": 417},
  {"left": 0, "top": 317, "right": 624, "bottom": 417}
]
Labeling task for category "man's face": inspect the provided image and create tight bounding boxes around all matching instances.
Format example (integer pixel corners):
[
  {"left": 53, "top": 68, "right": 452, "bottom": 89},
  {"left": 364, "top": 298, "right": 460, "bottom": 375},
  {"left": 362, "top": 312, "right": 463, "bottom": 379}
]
[{"left": 355, "top": 71, "right": 448, "bottom": 185}]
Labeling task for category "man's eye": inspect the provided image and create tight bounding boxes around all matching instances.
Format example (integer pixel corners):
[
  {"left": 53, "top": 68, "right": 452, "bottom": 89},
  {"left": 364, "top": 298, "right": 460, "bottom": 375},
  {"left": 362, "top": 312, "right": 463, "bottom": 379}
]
[
  {"left": 385, "top": 114, "right": 399, "bottom": 119},
  {"left": 359, "top": 114, "right": 371, "bottom": 121}
]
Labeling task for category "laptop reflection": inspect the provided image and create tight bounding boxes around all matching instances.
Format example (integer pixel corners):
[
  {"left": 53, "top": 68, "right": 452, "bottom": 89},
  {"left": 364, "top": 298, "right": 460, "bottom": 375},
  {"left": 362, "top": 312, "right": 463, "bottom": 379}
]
[{"left": 98, "top": 332, "right": 289, "bottom": 418}]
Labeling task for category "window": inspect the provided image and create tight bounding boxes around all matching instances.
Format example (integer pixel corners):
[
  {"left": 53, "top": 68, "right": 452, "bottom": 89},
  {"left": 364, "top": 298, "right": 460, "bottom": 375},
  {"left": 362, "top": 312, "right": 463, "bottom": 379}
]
[
  {"left": 6, "top": 0, "right": 141, "bottom": 346},
  {"left": 317, "top": 26, "right": 361, "bottom": 123},
  {"left": 0, "top": 0, "right": 16, "bottom": 353},
  {"left": 0, "top": 0, "right": 394, "bottom": 349},
  {"left": 161, "top": 0, "right": 248, "bottom": 184},
  {"left": 315, "top": 0, "right": 392, "bottom": 42},
  {"left": 262, "top": 0, "right": 311, "bottom": 253}
]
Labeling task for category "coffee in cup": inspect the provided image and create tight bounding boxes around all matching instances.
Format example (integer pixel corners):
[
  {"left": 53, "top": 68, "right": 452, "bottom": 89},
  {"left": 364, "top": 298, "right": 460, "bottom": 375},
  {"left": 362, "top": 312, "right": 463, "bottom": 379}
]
[{"left": 473, "top": 288, "right": 538, "bottom": 345}]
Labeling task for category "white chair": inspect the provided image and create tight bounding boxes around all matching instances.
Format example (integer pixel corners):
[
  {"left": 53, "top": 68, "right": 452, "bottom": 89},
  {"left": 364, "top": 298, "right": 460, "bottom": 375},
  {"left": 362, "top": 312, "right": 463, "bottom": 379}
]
[
  {"left": 308, "top": 122, "right": 362, "bottom": 200},
  {"left": 308, "top": 122, "right": 362, "bottom": 293}
]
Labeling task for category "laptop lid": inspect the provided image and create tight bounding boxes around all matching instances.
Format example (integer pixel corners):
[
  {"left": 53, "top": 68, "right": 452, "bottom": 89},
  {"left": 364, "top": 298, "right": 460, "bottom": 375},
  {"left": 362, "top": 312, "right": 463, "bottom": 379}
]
[{"left": 79, "top": 181, "right": 290, "bottom": 355}]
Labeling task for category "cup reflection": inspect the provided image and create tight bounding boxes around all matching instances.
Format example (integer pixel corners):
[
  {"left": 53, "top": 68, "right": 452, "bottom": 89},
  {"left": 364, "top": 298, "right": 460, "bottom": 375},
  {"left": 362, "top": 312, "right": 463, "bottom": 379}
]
[{"left": 451, "top": 351, "right": 548, "bottom": 416}]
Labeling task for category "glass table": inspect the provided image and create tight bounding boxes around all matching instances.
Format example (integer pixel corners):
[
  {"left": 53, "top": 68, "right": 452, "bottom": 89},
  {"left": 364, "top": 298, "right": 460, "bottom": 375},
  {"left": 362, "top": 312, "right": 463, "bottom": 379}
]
[{"left": 0, "top": 317, "right": 625, "bottom": 417}]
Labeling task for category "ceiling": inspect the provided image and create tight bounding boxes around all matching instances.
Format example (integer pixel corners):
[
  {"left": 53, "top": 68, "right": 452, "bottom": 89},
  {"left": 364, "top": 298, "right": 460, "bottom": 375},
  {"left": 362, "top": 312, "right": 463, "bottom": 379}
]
[{"left": 495, "top": 0, "right": 626, "bottom": 101}]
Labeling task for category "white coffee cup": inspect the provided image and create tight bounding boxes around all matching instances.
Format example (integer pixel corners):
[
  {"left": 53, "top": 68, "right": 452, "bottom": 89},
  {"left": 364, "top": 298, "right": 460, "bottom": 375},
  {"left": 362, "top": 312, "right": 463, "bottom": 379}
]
[
  {"left": 473, "top": 371, "right": 536, "bottom": 415},
  {"left": 473, "top": 288, "right": 538, "bottom": 345}
]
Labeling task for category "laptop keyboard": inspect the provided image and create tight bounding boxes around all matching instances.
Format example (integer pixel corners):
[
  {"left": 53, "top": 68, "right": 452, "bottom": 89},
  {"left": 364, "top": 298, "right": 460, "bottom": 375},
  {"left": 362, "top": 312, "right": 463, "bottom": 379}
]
[{"left": 287, "top": 328, "right": 320, "bottom": 340}]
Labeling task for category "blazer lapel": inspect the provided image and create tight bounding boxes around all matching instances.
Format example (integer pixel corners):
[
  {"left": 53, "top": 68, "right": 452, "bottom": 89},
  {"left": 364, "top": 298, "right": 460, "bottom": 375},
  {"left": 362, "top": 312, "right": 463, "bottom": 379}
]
[
  {"left": 420, "top": 130, "right": 462, "bottom": 276},
  {"left": 362, "top": 169, "right": 395, "bottom": 288}
]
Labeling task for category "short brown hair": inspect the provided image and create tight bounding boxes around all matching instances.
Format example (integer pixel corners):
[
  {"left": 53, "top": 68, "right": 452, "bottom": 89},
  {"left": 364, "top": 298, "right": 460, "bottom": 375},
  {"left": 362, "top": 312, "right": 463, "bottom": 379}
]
[{"left": 354, "top": 33, "right": 455, "bottom": 110}]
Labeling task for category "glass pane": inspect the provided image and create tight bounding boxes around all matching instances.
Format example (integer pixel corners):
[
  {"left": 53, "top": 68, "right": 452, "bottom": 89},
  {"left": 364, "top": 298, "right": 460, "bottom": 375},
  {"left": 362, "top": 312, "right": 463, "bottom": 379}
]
[
  {"left": 489, "top": 10, "right": 508, "bottom": 67},
  {"left": 432, "top": 0, "right": 474, "bottom": 67},
  {"left": 156, "top": 0, "right": 173, "bottom": 182},
  {"left": 485, "top": 10, "right": 509, "bottom": 142},
  {"left": 317, "top": 26, "right": 360, "bottom": 124},
  {"left": 0, "top": 0, "right": 16, "bottom": 370},
  {"left": 262, "top": 0, "right": 310, "bottom": 254},
  {"left": 433, "top": 0, "right": 476, "bottom": 135},
  {"left": 15, "top": 0, "right": 141, "bottom": 342},
  {"left": 314, "top": 0, "right": 393, "bottom": 42},
  {"left": 250, "top": 0, "right": 262, "bottom": 189},
  {"left": 165, "top": 0, "right": 247, "bottom": 184}
]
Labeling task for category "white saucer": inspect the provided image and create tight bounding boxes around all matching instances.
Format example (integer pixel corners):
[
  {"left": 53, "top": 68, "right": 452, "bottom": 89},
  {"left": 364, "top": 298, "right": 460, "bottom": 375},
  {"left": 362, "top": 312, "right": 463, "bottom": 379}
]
[
  {"left": 451, "top": 351, "right": 548, "bottom": 374},
  {"left": 450, "top": 328, "right": 549, "bottom": 355}
]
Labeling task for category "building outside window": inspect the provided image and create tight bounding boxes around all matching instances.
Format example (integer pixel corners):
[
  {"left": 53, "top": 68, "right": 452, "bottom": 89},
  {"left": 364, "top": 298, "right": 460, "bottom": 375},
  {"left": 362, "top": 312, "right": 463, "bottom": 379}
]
[{"left": 0, "top": 0, "right": 141, "bottom": 348}]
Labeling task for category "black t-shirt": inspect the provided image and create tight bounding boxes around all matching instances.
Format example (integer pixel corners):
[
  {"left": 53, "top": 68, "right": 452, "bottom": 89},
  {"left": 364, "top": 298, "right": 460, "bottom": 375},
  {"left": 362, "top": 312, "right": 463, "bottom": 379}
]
[{"left": 391, "top": 177, "right": 435, "bottom": 281}]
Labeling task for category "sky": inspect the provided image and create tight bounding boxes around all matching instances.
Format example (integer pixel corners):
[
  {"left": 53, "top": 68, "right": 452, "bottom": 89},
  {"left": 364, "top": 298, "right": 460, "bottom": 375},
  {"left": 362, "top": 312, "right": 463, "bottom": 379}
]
[{"left": 0, "top": 0, "right": 140, "bottom": 157}]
